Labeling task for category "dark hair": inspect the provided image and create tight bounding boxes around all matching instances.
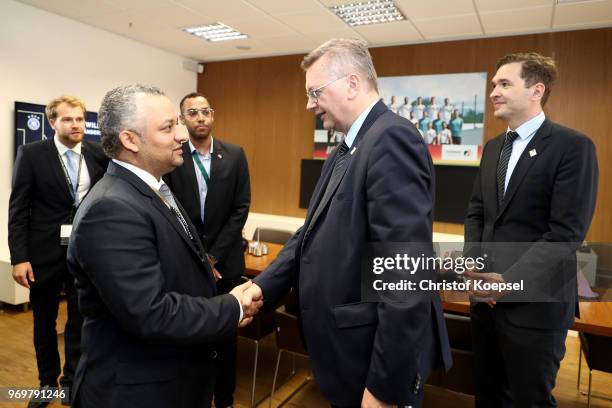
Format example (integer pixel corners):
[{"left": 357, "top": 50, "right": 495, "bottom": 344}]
[
  {"left": 496, "top": 52, "right": 558, "bottom": 106},
  {"left": 179, "top": 92, "right": 208, "bottom": 113}
]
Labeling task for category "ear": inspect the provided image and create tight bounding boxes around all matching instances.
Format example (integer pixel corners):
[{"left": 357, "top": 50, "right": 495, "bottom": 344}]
[
  {"left": 49, "top": 118, "right": 57, "bottom": 131},
  {"left": 179, "top": 114, "right": 186, "bottom": 125},
  {"left": 119, "top": 130, "right": 140, "bottom": 153},
  {"left": 346, "top": 72, "right": 360, "bottom": 99},
  {"left": 531, "top": 82, "right": 545, "bottom": 102}
]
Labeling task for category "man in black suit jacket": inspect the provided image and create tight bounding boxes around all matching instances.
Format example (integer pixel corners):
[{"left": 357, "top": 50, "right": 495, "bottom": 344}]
[
  {"left": 464, "top": 53, "right": 598, "bottom": 407},
  {"left": 244, "top": 39, "right": 452, "bottom": 408},
  {"left": 8, "top": 95, "right": 108, "bottom": 407},
  {"left": 164, "top": 92, "right": 250, "bottom": 408},
  {"left": 66, "top": 85, "right": 259, "bottom": 408}
]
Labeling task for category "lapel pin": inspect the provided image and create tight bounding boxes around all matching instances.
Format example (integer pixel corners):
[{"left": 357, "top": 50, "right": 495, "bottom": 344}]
[
  {"left": 529, "top": 149, "right": 537, "bottom": 157},
  {"left": 350, "top": 147, "right": 357, "bottom": 155},
  {"left": 217, "top": 154, "right": 222, "bottom": 159}
]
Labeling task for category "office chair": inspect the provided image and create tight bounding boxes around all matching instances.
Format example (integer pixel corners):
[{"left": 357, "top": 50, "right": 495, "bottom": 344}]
[
  {"left": 269, "top": 305, "right": 310, "bottom": 408},
  {"left": 237, "top": 276, "right": 276, "bottom": 408},
  {"left": 252, "top": 228, "right": 293, "bottom": 245},
  {"left": 428, "top": 312, "right": 475, "bottom": 395},
  {"left": 578, "top": 332, "right": 612, "bottom": 407}
]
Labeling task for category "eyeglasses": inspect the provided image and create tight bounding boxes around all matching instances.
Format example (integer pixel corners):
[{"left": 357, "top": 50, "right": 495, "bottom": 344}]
[
  {"left": 306, "top": 75, "right": 347, "bottom": 102},
  {"left": 184, "top": 108, "right": 214, "bottom": 119}
]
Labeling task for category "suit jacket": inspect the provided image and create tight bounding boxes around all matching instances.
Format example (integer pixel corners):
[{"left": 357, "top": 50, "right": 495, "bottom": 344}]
[
  {"left": 164, "top": 139, "right": 250, "bottom": 279},
  {"left": 67, "top": 161, "right": 241, "bottom": 408},
  {"left": 254, "top": 101, "right": 452, "bottom": 406},
  {"left": 8, "top": 138, "right": 107, "bottom": 273},
  {"left": 465, "top": 119, "right": 598, "bottom": 329}
]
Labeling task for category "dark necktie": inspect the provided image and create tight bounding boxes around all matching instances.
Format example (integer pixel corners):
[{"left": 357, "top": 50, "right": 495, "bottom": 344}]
[
  {"left": 497, "top": 131, "right": 519, "bottom": 208},
  {"left": 304, "top": 141, "right": 350, "bottom": 240},
  {"left": 322, "top": 141, "right": 350, "bottom": 200}
]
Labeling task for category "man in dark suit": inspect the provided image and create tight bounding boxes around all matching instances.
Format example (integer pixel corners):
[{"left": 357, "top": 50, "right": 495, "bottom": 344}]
[
  {"left": 164, "top": 92, "right": 250, "bottom": 408},
  {"left": 8, "top": 95, "right": 108, "bottom": 407},
  {"left": 464, "top": 53, "right": 598, "bottom": 407},
  {"left": 244, "top": 39, "right": 452, "bottom": 408},
  {"left": 66, "top": 84, "right": 260, "bottom": 408}
]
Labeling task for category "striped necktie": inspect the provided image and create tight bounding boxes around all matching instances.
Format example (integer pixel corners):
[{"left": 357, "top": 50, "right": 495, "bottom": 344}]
[{"left": 496, "top": 130, "right": 519, "bottom": 209}]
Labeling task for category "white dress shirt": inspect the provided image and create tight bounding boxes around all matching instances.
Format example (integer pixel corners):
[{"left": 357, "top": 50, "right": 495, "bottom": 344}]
[
  {"left": 502, "top": 111, "right": 546, "bottom": 192},
  {"left": 188, "top": 138, "right": 213, "bottom": 223}
]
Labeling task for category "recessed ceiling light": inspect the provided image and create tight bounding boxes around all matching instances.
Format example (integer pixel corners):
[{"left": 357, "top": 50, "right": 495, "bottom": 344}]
[
  {"left": 182, "top": 23, "right": 248, "bottom": 42},
  {"left": 330, "top": 0, "right": 405, "bottom": 27}
]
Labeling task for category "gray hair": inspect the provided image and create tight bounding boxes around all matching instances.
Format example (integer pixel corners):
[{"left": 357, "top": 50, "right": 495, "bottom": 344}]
[
  {"left": 98, "top": 84, "right": 165, "bottom": 158},
  {"left": 301, "top": 38, "right": 378, "bottom": 92}
]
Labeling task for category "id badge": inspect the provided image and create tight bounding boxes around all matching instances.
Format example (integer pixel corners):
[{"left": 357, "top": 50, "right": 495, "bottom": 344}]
[{"left": 60, "top": 224, "right": 73, "bottom": 245}]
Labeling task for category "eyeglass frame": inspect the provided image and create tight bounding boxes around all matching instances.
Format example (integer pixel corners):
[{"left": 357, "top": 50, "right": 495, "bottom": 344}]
[
  {"left": 306, "top": 75, "right": 347, "bottom": 102},
  {"left": 183, "top": 108, "right": 215, "bottom": 119}
]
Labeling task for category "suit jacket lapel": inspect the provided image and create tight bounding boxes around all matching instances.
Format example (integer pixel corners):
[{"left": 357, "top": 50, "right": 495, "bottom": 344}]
[
  {"left": 496, "top": 119, "right": 553, "bottom": 220},
  {"left": 182, "top": 143, "right": 202, "bottom": 214},
  {"left": 82, "top": 142, "right": 102, "bottom": 183},
  {"left": 46, "top": 139, "right": 73, "bottom": 200},
  {"left": 108, "top": 162, "right": 203, "bottom": 262},
  {"left": 485, "top": 136, "right": 504, "bottom": 217},
  {"left": 203, "top": 139, "right": 225, "bottom": 223}
]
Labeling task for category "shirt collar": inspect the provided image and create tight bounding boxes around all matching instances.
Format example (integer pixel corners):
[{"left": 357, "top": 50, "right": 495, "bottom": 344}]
[
  {"left": 112, "top": 159, "right": 165, "bottom": 192},
  {"left": 344, "top": 99, "right": 378, "bottom": 149},
  {"left": 54, "top": 136, "right": 82, "bottom": 155},
  {"left": 188, "top": 137, "right": 214, "bottom": 156},
  {"left": 508, "top": 111, "right": 546, "bottom": 140}
]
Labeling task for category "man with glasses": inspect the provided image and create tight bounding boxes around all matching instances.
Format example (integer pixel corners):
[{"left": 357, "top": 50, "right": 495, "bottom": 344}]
[
  {"left": 164, "top": 92, "right": 250, "bottom": 408},
  {"left": 245, "top": 39, "right": 452, "bottom": 408},
  {"left": 8, "top": 95, "right": 108, "bottom": 407}
]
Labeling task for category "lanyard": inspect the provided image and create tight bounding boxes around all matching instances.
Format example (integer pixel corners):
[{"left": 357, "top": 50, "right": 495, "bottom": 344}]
[
  {"left": 57, "top": 150, "right": 83, "bottom": 207},
  {"left": 192, "top": 151, "right": 210, "bottom": 186}
]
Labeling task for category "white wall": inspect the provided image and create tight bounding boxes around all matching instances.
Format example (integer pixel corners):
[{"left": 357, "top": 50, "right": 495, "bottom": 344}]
[{"left": 0, "top": 0, "right": 197, "bottom": 258}]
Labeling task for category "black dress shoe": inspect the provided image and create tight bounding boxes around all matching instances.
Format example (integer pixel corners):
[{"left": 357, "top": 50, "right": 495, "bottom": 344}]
[
  {"left": 27, "top": 400, "right": 49, "bottom": 408},
  {"left": 27, "top": 384, "right": 56, "bottom": 408}
]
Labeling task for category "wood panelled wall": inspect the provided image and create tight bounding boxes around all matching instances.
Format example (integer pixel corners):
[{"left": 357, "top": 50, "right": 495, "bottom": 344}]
[{"left": 198, "top": 28, "right": 611, "bottom": 242}]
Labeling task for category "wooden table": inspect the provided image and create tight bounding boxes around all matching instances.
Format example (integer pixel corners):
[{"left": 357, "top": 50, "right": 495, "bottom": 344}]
[
  {"left": 244, "top": 242, "right": 283, "bottom": 278},
  {"left": 244, "top": 242, "right": 612, "bottom": 337}
]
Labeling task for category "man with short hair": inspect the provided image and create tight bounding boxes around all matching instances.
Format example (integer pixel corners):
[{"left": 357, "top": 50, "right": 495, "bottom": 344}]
[
  {"left": 441, "top": 97, "right": 453, "bottom": 122},
  {"left": 432, "top": 111, "right": 444, "bottom": 134},
  {"left": 449, "top": 109, "right": 463, "bottom": 144},
  {"left": 397, "top": 96, "right": 411, "bottom": 119},
  {"left": 465, "top": 53, "right": 598, "bottom": 407},
  {"left": 164, "top": 92, "right": 250, "bottom": 408},
  {"left": 66, "top": 85, "right": 259, "bottom": 408},
  {"left": 245, "top": 39, "right": 451, "bottom": 408},
  {"left": 9, "top": 95, "right": 108, "bottom": 408}
]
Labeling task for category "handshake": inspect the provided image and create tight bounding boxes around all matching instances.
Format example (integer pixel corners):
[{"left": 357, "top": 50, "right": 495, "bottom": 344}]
[{"left": 229, "top": 281, "right": 264, "bottom": 327}]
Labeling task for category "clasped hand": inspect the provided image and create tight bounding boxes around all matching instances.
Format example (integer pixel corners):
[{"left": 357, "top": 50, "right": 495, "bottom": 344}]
[
  {"left": 464, "top": 270, "right": 509, "bottom": 308},
  {"left": 229, "top": 281, "right": 264, "bottom": 327}
]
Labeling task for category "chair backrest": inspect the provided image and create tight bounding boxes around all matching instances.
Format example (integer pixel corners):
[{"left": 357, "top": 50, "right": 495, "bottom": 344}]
[
  {"left": 274, "top": 306, "right": 308, "bottom": 357},
  {"left": 444, "top": 312, "right": 472, "bottom": 351},
  {"left": 252, "top": 228, "right": 294, "bottom": 245},
  {"left": 580, "top": 332, "right": 612, "bottom": 373}
]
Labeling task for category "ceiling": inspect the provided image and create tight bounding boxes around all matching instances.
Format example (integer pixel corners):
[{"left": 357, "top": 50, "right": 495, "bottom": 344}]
[{"left": 16, "top": 0, "right": 612, "bottom": 62}]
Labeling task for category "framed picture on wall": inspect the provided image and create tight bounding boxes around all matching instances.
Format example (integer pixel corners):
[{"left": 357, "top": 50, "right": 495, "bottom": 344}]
[{"left": 379, "top": 72, "right": 487, "bottom": 166}]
